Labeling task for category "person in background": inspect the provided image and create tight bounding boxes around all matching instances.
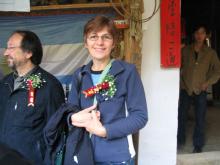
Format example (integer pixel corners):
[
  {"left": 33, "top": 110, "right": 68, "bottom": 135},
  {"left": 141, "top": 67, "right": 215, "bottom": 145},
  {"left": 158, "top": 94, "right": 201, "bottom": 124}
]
[
  {"left": 0, "top": 30, "right": 65, "bottom": 164},
  {"left": 178, "top": 24, "right": 220, "bottom": 153},
  {"left": 68, "top": 15, "right": 148, "bottom": 165}
]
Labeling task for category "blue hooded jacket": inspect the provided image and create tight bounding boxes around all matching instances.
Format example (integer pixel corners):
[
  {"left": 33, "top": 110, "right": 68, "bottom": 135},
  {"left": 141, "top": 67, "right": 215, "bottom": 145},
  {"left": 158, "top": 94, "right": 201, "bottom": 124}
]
[{"left": 68, "top": 60, "right": 148, "bottom": 162}]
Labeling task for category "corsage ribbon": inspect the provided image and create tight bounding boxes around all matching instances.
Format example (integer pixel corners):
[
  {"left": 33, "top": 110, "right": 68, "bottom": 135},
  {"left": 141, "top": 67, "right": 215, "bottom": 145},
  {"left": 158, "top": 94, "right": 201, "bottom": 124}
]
[{"left": 27, "top": 80, "right": 35, "bottom": 107}]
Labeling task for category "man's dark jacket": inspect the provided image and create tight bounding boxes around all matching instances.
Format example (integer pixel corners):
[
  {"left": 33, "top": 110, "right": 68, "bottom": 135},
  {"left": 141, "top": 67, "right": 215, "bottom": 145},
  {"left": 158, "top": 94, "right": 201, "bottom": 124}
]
[
  {"left": 0, "top": 66, "right": 65, "bottom": 164},
  {"left": 0, "top": 142, "right": 33, "bottom": 165},
  {"left": 44, "top": 103, "right": 94, "bottom": 165}
]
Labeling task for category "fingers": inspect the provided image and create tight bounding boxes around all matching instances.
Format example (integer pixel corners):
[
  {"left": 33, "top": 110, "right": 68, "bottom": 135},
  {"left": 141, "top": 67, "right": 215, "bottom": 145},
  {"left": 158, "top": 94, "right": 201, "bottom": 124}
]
[
  {"left": 82, "top": 104, "right": 97, "bottom": 113},
  {"left": 91, "top": 110, "right": 98, "bottom": 121},
  {"left": 72, "top": 121, "right": 87, "bottom": 127},
  {"left": 71, "top": 104, "right": 101, "bottom": 127},
  {"left": 96, "top": 111, "right": 101, "bottom": 120}
]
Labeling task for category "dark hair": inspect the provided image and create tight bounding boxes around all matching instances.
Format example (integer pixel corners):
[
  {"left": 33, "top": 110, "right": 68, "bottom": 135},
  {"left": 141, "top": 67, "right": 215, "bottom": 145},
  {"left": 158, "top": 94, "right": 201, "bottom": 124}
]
[
  {"left": 11, "top": 30, "right": 43, "bottom": 65},
  {"left": 193, "top": 23, "right": 209, "bottom": 34},
  {"left": 83, "top": 15, "right": 118, "bottom": 44}
]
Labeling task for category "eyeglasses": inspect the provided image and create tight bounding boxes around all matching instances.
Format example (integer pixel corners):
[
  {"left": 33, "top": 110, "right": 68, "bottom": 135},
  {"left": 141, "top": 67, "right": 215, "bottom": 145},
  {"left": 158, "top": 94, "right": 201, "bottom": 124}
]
[
  {"left": 5, "top": 46, "right": 21, "bottom": 51},
  {"left": 87, "top": 34, "right": 113, "bottom": 42}
]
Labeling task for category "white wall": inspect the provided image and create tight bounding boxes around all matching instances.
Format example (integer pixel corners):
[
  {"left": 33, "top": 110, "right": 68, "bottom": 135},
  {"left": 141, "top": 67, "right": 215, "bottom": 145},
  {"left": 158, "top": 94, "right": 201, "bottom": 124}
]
[{"left": 138, "top": 0, "right": 179, "bottom": 164}]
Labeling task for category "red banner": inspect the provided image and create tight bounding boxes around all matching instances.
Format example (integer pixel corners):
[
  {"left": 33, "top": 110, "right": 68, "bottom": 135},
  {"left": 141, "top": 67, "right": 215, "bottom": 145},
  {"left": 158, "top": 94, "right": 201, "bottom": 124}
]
[{"left": 160, "top": 0, "right": 181, "bottom": 68}]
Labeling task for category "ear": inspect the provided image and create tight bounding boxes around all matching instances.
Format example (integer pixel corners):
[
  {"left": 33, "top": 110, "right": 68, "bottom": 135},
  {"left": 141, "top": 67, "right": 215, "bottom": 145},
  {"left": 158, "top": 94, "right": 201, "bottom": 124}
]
[{"left": 25, "top": 51, "right": 33, "bottom": 59}]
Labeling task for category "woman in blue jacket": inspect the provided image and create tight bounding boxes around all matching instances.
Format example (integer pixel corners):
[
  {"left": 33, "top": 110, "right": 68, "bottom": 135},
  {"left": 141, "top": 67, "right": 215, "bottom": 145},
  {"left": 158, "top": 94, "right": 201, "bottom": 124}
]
[{"left": 68, "top": 15, "right": 148, "bottom": 165}]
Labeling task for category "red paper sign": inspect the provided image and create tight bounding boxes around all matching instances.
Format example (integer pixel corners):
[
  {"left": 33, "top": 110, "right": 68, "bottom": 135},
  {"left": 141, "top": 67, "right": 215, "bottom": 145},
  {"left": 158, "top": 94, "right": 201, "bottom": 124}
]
[{"left": 161, "top": 0, "right": 181, "bottom": 68}]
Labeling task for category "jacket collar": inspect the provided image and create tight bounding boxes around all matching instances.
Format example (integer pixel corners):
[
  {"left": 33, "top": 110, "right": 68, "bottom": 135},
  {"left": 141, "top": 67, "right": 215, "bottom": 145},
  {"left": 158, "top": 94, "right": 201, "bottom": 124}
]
[
  {"left": 3, "top": 66, "right": 41, "bottom": 92},
  {"left": 109, "top": 60, "right": 125, "bottom": 76},
  {"left": 191, "top": 44, "right": 209, "bottom": 53}
]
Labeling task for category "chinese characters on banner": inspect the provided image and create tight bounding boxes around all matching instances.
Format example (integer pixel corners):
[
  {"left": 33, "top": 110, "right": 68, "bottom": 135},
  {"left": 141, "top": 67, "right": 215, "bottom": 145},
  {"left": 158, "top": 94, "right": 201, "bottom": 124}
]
[{"left": 161, "top": 0, "right": 181, "bottom": 68}]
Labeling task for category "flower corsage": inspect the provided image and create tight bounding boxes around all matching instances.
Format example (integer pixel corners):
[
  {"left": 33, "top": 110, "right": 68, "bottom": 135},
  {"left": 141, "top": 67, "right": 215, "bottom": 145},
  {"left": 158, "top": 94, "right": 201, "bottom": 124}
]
[
  {"left": 23, "top": 73, "right": 46, "bottom": 107},
  {"left": 83, "top": 74, "right": 117, "bottom": 101}
]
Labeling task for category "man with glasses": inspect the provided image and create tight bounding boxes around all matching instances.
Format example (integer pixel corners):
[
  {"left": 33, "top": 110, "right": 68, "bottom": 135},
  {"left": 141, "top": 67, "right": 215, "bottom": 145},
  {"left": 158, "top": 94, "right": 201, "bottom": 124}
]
[{"left": 0, "top": 30, "right": 65, "bottom": 164}]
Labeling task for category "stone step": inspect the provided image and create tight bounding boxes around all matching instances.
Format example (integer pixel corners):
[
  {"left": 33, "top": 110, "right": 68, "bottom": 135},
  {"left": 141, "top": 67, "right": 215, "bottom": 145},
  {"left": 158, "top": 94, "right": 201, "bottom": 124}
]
[{"left": 177, "top": 151, "right": 220, "bottom": 165}]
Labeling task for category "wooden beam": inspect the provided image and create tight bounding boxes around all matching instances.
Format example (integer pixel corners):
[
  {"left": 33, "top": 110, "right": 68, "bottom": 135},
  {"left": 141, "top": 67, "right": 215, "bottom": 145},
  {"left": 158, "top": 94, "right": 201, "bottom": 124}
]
[
  {"left": 31, "top": 3, "right": 121, "bottom": 11},
  {"left": 123, "top": 1, "right": 143, "bottom": 165}
]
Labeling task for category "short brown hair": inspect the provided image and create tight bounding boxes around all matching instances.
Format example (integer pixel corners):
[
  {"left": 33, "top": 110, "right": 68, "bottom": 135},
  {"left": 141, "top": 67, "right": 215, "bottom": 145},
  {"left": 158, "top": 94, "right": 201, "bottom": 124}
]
[{"left": 83, "top": 15, "right": 118, "bottom": 44}]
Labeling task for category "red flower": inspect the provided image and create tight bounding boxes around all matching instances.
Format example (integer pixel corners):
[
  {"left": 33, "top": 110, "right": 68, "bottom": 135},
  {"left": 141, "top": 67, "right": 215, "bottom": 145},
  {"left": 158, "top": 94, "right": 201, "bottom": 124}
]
[
  {"left": 82, "top": 74, "right": 116, "bottom": 100},
  {"left": 83, "top": 82, "right": 109, "bottom": 98},
  {"left": 23, "top": 73, "right": 45, "bottom": 107}
]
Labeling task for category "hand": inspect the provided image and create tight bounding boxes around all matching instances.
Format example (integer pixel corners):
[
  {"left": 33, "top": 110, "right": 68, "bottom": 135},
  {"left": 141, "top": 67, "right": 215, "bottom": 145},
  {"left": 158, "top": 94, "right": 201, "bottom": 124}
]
[
  {"left": 201, "top": 82, "right": 209, "bottom": 91},
  {"left": 72, "top": 109, "right": 106, "bottom": 138},
  {"left": 84, "top": 110, "right": 107, "bottom": 138},
  {"left": 71, "top": 104, "right": 100, "bottom": 125}
]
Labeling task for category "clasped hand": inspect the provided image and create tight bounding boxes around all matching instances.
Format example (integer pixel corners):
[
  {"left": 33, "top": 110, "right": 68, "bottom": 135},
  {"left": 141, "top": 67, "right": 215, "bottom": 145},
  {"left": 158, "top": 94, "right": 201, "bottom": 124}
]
[{"left": 71, "top": 104, "right": 107, "bottom": 137}]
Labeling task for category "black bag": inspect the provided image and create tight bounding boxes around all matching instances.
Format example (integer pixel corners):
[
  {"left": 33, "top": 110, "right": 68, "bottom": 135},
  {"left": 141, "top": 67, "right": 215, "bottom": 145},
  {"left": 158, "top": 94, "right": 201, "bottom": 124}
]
[
  {"left": 44, "top": 104, "right": 95, "bottom": 165},
  {"left": 55, "top": 66, "right": 85, "bottom": 165},
  {"left": 54, "top": 124, "right": 67, "bottom": 165},
  {"left": 44, "top": 66, "right": 94, "bottom": 165},
  {"left": 63, "top": 125, "right": 94, "bottom": 165}
]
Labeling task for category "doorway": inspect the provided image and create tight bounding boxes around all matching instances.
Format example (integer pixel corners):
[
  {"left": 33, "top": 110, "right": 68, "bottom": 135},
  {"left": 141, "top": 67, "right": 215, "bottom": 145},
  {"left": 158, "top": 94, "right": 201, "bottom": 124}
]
[{"left": 179, "top": 0, "right": 220, "bottom": 153}]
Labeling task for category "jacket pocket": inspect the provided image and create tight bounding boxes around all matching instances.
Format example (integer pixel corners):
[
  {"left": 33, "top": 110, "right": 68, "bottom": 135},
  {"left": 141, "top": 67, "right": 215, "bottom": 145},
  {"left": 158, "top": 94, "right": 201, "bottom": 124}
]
[{"left": 12, "top": 104, "right": 44, "bottom": 128}]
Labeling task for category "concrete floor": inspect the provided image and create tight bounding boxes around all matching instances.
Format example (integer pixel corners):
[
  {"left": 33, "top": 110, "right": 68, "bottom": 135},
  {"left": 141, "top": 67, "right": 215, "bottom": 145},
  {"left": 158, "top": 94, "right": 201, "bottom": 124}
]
[
  {"left": 177, "top": 151, "right": 220, "bottom": 165},
  {"left": 177, "top": 103, "right": 220, "bottom": 165},
  {"left": 177, "top": 104, "right": 220, "bottom": 154}
]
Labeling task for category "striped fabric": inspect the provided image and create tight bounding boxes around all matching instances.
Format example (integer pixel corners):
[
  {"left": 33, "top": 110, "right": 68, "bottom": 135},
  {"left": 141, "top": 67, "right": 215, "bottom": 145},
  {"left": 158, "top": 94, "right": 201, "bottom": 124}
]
[{"left": 0, "top": 14, "right": 113, "bottom": 96}]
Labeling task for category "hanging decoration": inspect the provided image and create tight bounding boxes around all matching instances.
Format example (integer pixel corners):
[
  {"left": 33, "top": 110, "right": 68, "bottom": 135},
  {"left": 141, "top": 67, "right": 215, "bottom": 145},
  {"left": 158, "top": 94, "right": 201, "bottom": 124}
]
[{"left": 160, "top": 0, "right": 181, "bottom": 68}]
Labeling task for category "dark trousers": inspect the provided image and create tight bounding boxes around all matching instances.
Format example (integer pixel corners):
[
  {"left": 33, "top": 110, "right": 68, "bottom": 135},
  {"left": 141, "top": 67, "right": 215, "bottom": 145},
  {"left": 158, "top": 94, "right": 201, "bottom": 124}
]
[{"left": 177, "top": 89, "right": 207, "bottom": 148}]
